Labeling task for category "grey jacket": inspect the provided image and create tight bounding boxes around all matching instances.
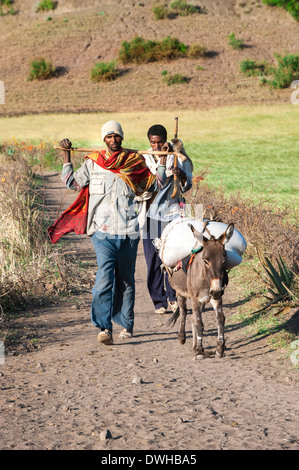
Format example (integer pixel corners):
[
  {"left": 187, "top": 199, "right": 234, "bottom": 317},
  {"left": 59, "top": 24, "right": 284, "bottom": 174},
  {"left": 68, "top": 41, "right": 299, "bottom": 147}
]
[{"left": 61, "top": 157, "right": 166, "bottom": 237}]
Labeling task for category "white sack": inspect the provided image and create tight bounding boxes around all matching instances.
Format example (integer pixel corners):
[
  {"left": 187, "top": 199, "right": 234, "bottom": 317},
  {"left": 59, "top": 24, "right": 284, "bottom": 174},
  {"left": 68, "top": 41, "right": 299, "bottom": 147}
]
[{"left": 153, "top": 218, "right": 247, "bottom": 270}]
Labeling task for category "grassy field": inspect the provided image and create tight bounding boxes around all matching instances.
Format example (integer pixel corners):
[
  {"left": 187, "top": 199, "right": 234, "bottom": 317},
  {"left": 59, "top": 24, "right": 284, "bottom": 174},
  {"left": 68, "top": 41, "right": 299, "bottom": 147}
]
[{"left": 0, "top": 105, "right": 298, "bottom": 207}]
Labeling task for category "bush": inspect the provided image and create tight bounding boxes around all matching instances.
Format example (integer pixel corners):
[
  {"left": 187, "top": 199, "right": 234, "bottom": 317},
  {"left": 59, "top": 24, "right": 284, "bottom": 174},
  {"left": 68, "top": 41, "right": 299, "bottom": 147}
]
[
  {"left": 0, "top": 0, "right": 16, "bottom": 15},
  {"left": 240, "top": 54, "right": 299, "bottom": 88},
  {"left": 228, "top": 33, "right": 244, "bottom": 50},
  {"left": 269, "top": 53, "right": 299, "bottom": 88},
  {"left": 170, "top": 0, "right": 201, "bottom": 15},
  {"left": 119, "top": 36, "right": 188, "bottom": 64},
  {"left": 162, "top": 71, "right": 188, "bottom": 85},
  {"left": 240, "top": 59, "right": 269, "bottom": 76},
  {"left": 153, "top": 3, "right": 170, "bottom": 20},
  {"left": 90, "top": 61, "right": 119, "bottom": 82},
  {"left": 36, "top": 0, "right": 56, "bottom": 12},
  {"left": 187, "top": 43, "right": 207, "bottom": 58},
  {"left": 27, "top": 58, "right": 56, "bottom": 81},
  {"left": 263, "top": 0, "right": 299, "bottom": 21}
]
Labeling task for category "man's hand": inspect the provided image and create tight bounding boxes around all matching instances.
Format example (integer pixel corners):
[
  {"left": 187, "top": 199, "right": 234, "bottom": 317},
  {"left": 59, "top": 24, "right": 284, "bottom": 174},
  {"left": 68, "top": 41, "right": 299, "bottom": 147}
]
[
  {"left": 161, "top": 142, "right": 171, "bottom": 152},
  {"left": 59, "top": 138, "right": 72, "bottom": 150},
  {"left": 172, "top": 167, "right": 186, "bottom": 185},
  {"left": 59, "top": 138, "right": 72, "bottom": 164}
]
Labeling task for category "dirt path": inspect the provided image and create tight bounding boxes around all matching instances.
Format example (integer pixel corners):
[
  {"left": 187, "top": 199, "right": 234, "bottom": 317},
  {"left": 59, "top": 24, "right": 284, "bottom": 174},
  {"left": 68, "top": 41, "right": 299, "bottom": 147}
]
[{"left": 0, "top": 172, "right": 298, "bottom": 451}]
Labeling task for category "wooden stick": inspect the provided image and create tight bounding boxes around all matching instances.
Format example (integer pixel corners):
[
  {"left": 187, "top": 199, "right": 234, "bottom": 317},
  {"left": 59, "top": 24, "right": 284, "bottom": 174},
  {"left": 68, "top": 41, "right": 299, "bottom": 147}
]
[
  {"left": 53, "top": 145, "right": 187, "bottom": 161},
  {"left": 171, "top": 117, "right": 180, "bottom": 199}
]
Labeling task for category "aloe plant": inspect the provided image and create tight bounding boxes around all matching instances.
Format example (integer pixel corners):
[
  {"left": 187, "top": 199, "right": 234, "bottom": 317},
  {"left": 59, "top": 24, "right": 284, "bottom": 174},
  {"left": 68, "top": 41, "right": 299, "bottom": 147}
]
[{"left": 254, "top": 251, "right": 298, "bottom": 309}]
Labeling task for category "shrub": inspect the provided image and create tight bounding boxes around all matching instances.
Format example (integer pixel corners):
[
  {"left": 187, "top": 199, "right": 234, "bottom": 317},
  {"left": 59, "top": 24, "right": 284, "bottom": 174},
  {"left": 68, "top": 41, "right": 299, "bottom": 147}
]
[
  {"left": 187, "top": 43, "right": 207, "bottom": 58},
  {"left": 90, "top": 61, "right": 119, "bottom": 82},
  {"left": 269, "top": 53, "right": 299, "bottom": 88},
  {"left": 240, "top": 54, "right": 299, "bottom": 88},
  {"left": 162, "top": 71, "right": 188, "bottom": 85},
  {"left": 36, "top": 0, "right": 56, "bottom": 12},
  {"left": 0, "top": 0, "right": 16, "bottom": 15},
  {"left": 228, "top": 33, "right": 244, "bottom": 50},
  {"left": 119, "top": 36, "right": 188, "bottom": 64},
  {"left": 27, "top": 58, "right": 56, "bottom": 81},
  {"left": 240, "top": 59, "right": 269, "bottom": 76},
  {"left": 153, "top": 3, "right": 170, "bottom": 20},
  {"left": 263, "top": 0, "right": 299, "bottom": 21},
  {"left": 170, "top": 0, "right": 201, "bottom": 15}
]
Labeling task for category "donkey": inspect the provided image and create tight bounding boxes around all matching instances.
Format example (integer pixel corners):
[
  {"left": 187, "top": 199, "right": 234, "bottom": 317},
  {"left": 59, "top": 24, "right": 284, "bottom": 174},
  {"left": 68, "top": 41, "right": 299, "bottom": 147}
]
[{"left": 168, "top": 222, "right": 234, "bottom": 358}]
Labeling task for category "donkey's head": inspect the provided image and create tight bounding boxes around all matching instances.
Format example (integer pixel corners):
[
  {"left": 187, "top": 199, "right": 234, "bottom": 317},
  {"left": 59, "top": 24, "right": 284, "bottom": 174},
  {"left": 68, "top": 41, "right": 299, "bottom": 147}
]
[{"left": 189, "top": 222, "right": 234, "bottom": 300}]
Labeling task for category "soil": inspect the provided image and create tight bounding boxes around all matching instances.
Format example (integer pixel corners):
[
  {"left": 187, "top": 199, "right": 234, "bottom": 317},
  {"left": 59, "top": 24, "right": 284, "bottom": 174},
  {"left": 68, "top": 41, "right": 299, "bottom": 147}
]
[
  {"left": 0, "top": 171, "right": 298, "bottom": 451},
  {"left": 0, "top": 0, "right": 299, "bottom": 116}
]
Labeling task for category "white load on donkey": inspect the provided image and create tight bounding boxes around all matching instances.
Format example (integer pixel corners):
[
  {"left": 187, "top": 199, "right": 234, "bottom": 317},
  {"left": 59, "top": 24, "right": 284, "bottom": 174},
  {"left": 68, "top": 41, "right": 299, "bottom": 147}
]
[{"left": 153, "top": 217, "right": 247, "bottom": 271}]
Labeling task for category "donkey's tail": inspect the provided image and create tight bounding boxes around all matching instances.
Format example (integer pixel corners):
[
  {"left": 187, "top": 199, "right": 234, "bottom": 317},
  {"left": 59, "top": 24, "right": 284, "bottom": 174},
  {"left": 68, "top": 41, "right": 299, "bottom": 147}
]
[{"left": 167, "top": 307, "right": 180, "bottom": 327}]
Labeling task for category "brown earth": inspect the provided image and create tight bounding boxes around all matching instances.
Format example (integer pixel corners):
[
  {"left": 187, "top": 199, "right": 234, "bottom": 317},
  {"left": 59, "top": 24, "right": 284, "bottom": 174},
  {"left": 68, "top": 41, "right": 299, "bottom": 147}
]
[
  {"left": 0, "top": 171, "right": 298, "bottom": 451},
  {"left": 0, "top": 0, "right": 299, "bottom": 116}
]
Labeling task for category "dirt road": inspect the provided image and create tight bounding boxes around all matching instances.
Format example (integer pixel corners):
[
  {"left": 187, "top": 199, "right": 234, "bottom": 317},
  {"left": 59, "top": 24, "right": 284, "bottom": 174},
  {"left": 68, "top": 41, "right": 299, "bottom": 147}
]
[{"left": 0, "top": 172, "right": 298, "bottom": 451}]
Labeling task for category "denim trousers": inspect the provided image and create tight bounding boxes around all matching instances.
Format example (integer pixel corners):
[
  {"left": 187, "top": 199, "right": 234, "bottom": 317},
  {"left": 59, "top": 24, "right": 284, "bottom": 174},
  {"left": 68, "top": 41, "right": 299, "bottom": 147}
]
[
  {"left": 142, "top": 217, "right": 177, "bottom": 309},
  {"left": 91, "top": 232, "right": 140, "bottom": 332}
]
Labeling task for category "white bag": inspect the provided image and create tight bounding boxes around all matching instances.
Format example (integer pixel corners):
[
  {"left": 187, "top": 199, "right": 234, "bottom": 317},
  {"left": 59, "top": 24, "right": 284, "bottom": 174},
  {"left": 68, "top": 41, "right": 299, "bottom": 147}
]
[{"left": 153, "top": 218, "right": 247, "bottom": 270}]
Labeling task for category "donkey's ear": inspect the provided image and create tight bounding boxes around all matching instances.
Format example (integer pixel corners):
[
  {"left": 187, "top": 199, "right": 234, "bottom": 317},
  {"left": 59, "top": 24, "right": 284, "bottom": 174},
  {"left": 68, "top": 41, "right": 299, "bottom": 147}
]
[
  {"left": 188, "top": 224, "right": 208, "bottom": 244},
  {"left": 218, "top": 223, "right": 234, "bottom": 245}
]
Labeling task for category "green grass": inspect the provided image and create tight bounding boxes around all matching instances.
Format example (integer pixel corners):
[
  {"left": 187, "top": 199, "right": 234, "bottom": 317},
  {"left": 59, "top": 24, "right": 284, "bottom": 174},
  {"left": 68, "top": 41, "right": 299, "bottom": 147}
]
[
  {"left": 0, "top": 105, "right": 298, "bottom": 208},
  {"left": 188, "top": 136, "right": 298, "bottom": 207}
]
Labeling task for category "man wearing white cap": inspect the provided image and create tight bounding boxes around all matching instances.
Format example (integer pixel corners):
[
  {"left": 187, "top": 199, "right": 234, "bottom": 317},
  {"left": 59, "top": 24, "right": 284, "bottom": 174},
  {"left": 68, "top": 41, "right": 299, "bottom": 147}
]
[{"left": 55, "top": 121, "right": 167, "bottom": 345}]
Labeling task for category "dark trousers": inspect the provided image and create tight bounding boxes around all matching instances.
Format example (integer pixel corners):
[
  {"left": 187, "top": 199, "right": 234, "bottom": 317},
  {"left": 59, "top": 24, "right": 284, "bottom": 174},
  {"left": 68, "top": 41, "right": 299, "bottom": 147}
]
[{"left": 142, "top": 217, "right": 177, "bottom": 309}]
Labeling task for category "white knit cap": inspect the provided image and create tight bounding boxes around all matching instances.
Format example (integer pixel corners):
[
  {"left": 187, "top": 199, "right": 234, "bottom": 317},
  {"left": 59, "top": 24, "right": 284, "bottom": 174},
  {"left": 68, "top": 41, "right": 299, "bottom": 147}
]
[{"left": 101, "top": 120, "right": 124, "bottom": 141}]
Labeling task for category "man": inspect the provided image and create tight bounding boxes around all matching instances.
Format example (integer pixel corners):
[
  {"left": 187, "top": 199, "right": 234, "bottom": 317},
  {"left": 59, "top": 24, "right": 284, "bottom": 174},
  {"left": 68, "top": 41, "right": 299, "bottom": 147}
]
[
  {"left": 140, "top": 124, "right": 193, "bottom": 315},
  {"left": 52, "top": 120, "right": 167, "bottom": 345}
]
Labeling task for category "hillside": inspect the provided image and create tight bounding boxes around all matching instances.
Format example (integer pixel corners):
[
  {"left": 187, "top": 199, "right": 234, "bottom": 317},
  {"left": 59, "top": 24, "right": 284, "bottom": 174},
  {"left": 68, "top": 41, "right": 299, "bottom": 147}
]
[{"left": 0, "top": 0, "right": 298, "bottom": 116}]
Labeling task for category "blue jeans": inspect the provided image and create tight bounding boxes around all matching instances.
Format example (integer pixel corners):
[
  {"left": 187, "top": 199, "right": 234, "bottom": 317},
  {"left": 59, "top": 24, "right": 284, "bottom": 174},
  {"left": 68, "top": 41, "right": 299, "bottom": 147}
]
[{"left": 91, "top": 233, "right": 139, "bottom": 332}]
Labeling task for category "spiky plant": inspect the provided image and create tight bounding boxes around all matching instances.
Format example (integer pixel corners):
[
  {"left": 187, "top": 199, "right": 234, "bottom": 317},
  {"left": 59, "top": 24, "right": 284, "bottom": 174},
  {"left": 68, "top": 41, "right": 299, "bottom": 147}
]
[{"left": 253, "top": 250, "right": 298, "bottom": 313}]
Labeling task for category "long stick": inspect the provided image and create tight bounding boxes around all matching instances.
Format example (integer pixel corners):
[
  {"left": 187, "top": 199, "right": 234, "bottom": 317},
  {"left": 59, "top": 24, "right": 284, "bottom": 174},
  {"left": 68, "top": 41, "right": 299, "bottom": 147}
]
[
  {"left": 171, "top": 117, "right": 180, "bottom": 199},
  {"left": 53, "top": 145, "right": 187, "bottom": 161}
]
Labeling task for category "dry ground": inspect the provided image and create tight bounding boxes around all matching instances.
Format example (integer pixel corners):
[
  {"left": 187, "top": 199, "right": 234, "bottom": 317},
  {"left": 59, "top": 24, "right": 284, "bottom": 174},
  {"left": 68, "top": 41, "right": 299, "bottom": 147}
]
[
  {"left": 0, "top": 171, "right": 298, "bottom": 451},
  {"left": 0, "top": 0, "right": 298, "bottom": 115}
]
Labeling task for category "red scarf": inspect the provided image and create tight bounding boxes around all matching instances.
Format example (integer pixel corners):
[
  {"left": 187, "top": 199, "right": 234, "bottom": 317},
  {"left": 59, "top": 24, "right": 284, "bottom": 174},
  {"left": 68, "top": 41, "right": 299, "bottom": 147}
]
[
  {"left": 88, "top": 148, "right": 155, "bottom": 194},
  {"left": 47, "top": 148, "right": 155, "bottom": 244}
]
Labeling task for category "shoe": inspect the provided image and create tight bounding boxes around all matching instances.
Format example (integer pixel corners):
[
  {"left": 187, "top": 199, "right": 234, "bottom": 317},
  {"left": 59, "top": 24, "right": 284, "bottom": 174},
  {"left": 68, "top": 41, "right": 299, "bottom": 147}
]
[
  {"left": 97, "top": 329, "right": 113, "bottom": 345},
  {"left": 119, "top": 328, "right": 133, "bottom": 339},
  {"left": 168, "top": 301, "right": 178, "bottom": 313},
  {"left": 155, "top": 307, "right": 167, "bottom": 315}
]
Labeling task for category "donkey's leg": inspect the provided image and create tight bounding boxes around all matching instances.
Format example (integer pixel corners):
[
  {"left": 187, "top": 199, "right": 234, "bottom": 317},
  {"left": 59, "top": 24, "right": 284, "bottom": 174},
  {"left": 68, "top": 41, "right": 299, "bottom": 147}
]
[
  {"left": 191, "top": 299, "right": 204, "bottom": 357},
  {"left": 210, "top": 297, "right": 225, "bottom": 358},
  {"left": 177, "top": 295, "right": 187, "bottom": 344}
]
